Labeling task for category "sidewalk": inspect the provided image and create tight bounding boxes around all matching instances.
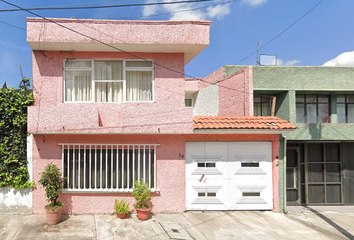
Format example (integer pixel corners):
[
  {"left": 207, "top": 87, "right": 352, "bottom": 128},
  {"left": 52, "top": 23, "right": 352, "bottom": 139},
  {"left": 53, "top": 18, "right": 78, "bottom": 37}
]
[{"left": 1, "top": 209, "right": 354, "bottom": 240}]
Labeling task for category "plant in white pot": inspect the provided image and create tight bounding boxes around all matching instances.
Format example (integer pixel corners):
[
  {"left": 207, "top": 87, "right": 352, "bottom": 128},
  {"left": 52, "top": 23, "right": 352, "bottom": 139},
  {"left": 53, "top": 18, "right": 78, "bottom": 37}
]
[
  {"left": 38, "top": 162, "right": 64, "bottom": 225},
  {"left": 132, "top": 179, "right": 153, "bottom": 221}
]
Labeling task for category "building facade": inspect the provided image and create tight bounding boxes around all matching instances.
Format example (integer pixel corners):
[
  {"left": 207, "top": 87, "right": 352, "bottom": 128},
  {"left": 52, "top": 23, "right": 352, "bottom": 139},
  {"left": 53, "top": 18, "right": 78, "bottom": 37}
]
[
  {"left": 220, "top": 65, "right": 354, "bottom": 210},
  {"left": 27, "top": 18, "right": 295, "bottom": 214}
]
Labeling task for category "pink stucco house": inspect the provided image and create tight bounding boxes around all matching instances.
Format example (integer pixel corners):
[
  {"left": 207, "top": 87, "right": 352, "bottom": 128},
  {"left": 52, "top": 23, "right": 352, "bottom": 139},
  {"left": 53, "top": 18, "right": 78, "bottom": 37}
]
[{"left": 27, "top": 17, "right": 296, "bottom": 214}]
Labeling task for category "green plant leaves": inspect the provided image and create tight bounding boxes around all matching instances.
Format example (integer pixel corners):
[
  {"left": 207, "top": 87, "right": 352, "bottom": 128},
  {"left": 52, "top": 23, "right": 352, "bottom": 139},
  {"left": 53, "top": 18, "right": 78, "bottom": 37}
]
[
  {"left": 0, "top": 86, "right": 34, "bottom": 189},
  {"left": 38, "top": 162, "right": 64, "bottom": 208},
  {"left": 132, "top": 179, "right": 152, "bottom": 209}
]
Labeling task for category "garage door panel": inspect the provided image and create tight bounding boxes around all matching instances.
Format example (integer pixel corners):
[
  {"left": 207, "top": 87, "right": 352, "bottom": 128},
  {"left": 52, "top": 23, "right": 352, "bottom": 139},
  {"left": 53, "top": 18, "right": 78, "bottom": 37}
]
[{"left": 186, "top": 142, "right": 273, "bottom": 211}]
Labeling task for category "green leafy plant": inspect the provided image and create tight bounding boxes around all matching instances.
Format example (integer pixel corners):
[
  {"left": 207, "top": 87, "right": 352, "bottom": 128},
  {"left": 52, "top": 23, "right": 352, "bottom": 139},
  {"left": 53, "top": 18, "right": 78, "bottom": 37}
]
[
  {"left": 114, "top": 198, "right": 130, "bottom": 214},
  {"left": 132, "top": 179, "right": 152, "bottom": 209},
  {"left": 38, "top": 162, "right": 64, "bottom": 210},
  {"left": 0, "top": 85, "right": 34, "bottom": 189}
]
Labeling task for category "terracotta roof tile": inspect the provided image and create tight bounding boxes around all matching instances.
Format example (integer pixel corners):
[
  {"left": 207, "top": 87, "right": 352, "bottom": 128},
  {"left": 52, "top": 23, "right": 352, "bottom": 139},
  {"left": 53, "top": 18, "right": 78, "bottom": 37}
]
[{"left": 193, "top": 116, "right": 297, "bottom": 130}]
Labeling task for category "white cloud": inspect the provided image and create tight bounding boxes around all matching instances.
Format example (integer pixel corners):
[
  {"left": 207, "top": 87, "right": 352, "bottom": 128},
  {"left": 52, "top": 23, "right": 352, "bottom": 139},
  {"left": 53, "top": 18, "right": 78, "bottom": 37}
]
[
  {"left": 281, "top": 59, "right": 301, "bottom": 66},
  {"left": 141, "top": 0, "right": 232, "bottom": 21},
  {"left": 323, "top": 51, "right": 354, "bottom": 67},
  {"left": 207, "top": 4, "right": 231, "bottom": 20},
  {"left": 143, "top": 0, "right": 159, "bottom": 17},
  {"left": 242, "top": 0, "right": 268, "bottom": 7},
  {"left": 170, "top": 10, "right": 206, "bottom": 21}
]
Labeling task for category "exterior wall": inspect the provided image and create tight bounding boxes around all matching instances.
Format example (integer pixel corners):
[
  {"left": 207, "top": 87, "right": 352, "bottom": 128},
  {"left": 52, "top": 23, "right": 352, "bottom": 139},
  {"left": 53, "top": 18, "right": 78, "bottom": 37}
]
[
  {"left": 184, "top": 79, "right": 199, "bottom": 92},
  {"left": 0, "top": 187, "right": 32, "bottom": 214},
  {"left": 28, "top": 51, "right": 194, "bottom": 134},
  {"left": 224, "top": 66, "right": 354, "bottom": 141},
  {"left": 193, "top": 84, "right": 219, "bottom": 116},
  {"left": 193, "top": 66, "right": 225, "bottom": 116},
  {"left": 218, "top": 66, "right": 253, "bottom": 116},
  {"left": 27, "top": 18, "right": 211, "bottom": 65},
  {"left": 185, "top": 134, "right": 281, "bottom": 212},
  {"left": 32, "top": 133, "right": 281, "bottom": 214},
  {"left": 224, "top": 66, "right": 354, "bottom": 208},
  {"left": 195, "top": 66, "right": 253, "bottom": 117},
  {"left": 32, "top": 134, "right": 186, "bottom": 214},
  {"left": 226, "top": 66, "right": 354, "bottom": 91},
  {"left": 27, "top": 19, "right": 210, "bottom": 46},
  {"left": 0, "top": 135, "right": 33, "bottom": 214}
]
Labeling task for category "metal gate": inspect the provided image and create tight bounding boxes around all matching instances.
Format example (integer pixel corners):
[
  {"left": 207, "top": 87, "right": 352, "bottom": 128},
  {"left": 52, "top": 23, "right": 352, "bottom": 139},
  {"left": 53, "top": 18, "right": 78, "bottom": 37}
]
[{"left": 186, "top": 142, "right": 273, "bottom": 210}]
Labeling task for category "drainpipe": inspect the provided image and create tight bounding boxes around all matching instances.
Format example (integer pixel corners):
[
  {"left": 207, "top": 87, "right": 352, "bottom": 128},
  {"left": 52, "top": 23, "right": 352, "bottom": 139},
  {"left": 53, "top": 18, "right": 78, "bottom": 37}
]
[{"left": 282, "top": 136, "right": 287, "bottom": 214}]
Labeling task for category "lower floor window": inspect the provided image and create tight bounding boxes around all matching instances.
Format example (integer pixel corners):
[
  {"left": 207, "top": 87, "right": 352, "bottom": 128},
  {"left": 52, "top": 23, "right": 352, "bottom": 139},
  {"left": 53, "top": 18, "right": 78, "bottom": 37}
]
[{"left": 61, "top": 144, "right": 157, "bottom": 191}]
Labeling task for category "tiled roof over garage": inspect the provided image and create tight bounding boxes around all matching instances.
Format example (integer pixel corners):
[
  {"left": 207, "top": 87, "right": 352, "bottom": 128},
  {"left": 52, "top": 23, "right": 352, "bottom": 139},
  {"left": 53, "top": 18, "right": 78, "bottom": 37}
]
[{"left": 193, "top": 116, "right": 297, "bottom": 130}]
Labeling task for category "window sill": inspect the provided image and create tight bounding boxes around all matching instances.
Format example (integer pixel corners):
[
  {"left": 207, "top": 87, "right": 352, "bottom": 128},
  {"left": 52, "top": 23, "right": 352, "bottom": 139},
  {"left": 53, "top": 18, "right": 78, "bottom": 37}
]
[{"left": 62, "top": 188, "right": 160, "bottom": 193}]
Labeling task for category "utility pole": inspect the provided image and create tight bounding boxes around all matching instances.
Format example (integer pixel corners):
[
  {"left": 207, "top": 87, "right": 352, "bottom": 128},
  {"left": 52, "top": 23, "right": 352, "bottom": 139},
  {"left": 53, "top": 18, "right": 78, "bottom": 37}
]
[
  {"left": 19, "top": 65, "right": 27, "bottom": 98},
  {"left": 256, "top": 41, "right": 260, "bottom": 65}
]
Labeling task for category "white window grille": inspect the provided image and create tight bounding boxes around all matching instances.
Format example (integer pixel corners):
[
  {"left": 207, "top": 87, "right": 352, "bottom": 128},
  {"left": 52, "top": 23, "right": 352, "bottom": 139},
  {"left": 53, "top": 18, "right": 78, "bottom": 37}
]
[{"left": 59, "top": 144, "right": 158, "bottom": 192}]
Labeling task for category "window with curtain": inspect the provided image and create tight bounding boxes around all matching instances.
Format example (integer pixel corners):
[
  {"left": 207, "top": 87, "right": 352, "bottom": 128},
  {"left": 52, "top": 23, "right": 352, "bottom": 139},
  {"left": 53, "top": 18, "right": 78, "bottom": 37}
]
[
  {"left": 254, "top": 95, "right": 272, "bottom": 116},
  {"left": 296, "top": 94, "right": 329, "bottom": 123},
  {"left": 337, "top": 95, "right": 354, "bottom": 123},
  {"left": 64, "top": 59, "right": 153, "bottom": 102}
]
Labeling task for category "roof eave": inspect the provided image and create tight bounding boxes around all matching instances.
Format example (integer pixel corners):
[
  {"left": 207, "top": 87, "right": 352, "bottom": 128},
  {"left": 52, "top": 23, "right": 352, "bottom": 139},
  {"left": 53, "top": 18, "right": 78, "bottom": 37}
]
[{"left": 193, "top": 129, "right": 296, "bottom": 134}]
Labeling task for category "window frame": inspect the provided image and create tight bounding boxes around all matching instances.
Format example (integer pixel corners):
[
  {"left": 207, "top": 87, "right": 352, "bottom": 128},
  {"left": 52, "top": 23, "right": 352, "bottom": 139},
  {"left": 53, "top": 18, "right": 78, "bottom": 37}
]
[
  {"left": 253, "top": 95, "right": 272, "bottom": 116},
  {"left": 63, "top": 59, "right": 154, "bottom": 103},
  {"left": 296, "top": 94, "right": 330, "bottom": 123},
  {"left": 336, "top": 94, "right": 354, "bottom": 123},
  {"left": 60, "top": 143, "right": 159, "bottom": 193}
]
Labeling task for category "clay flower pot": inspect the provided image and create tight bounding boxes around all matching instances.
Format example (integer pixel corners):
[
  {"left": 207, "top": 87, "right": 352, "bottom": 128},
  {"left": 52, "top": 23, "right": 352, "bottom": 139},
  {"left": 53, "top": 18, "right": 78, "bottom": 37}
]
[
  {"left": 136, "top": 207, "right": 151, "bottom": 221},
  {"left": 118, "top": 213, "right": 126, "bottom": 219},
  {"left": 45, "top": 206, "right": 63, "bottom": 225}
]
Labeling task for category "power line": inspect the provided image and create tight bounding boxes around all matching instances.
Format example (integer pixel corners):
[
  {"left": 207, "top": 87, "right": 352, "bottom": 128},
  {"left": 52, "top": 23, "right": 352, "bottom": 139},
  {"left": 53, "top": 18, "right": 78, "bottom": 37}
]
[
  {"left": 117, "top": 0, "right": 237, "bottom": 20},
  {"left": 236, "top": 0, "right": 325, "bottom": 65},
  {"left": 0, "top": 0, "right": 254, "bottom": 95},
  {"left": 0, "top": 20, "right": 25, "bottom": 31},
  {"left": 74, "top": 0, "right": 236, "bottom": 46},
  {"left": 0, "top": 0, "right": 214, "bottom": 12},
  {"left": 39, "top": 0, "right": 125, "bottom": 8}
]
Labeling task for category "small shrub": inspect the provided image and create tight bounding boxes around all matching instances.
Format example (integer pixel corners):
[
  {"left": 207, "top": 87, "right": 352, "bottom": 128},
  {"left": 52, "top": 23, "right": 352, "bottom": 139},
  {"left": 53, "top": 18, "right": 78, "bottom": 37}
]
[
  {"left": 132, "top": 179, "right": 152, "bottom": 209},
  {"left": 114, "top": 198, "right": 130, "bottom": 214},
  {"left": 38, "top": 162, "right": 64, "bottom": 210}
]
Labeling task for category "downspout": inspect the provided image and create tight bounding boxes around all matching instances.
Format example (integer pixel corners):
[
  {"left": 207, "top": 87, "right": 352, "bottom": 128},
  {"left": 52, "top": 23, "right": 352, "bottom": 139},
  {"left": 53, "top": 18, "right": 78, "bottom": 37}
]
[{"left": 282, "top": 136, "right": 287, "bottom": 213}]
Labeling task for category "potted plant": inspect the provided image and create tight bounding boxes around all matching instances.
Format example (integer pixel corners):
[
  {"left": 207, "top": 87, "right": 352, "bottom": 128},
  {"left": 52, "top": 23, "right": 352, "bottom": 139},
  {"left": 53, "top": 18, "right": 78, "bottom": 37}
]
[
  {"left": 38, "top": 162, "right": 64, "bottom": 225},
  {"left": 114, "top": 198, "right": 130, "bottom": 219},
  {"left": 132, "top": 179, "right": 153, "bottom": 221}
]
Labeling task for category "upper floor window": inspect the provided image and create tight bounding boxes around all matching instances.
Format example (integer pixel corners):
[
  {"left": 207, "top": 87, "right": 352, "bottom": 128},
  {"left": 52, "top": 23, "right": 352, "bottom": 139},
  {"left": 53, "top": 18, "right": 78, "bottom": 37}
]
[
  {"left": 254, "top": 95, "right": 272, "bottom": 116},
  {"left": 296, "top": 95, "right": 329, "bottom": 123},
  {"left": 185, "top": 92, "right": 197, "bottom": 107},
  {"left": 337, "top": 95, "right": 354, "bottom": 123},
  {"left": 64, "top": 59, "right": 153, "bottom": 102}
]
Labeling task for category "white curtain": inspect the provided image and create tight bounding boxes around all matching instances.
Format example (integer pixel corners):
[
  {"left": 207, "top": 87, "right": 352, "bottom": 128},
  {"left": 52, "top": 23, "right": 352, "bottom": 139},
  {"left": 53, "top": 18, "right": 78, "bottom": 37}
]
[
  {"left": 126, "top": 71, "right": 152, "bottom": 101},
  {"left": 95, "top": 61, "right": 123, "bottom": 102},
  {"left": 65, "top": 71, "right": 92, "bottom": 101}
]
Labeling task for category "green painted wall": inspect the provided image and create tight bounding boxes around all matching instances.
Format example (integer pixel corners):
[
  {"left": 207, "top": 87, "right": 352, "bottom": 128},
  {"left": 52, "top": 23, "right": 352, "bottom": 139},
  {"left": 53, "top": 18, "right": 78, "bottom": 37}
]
[{"left": 224, "top": 65, "right": 354, "bottom": 141}]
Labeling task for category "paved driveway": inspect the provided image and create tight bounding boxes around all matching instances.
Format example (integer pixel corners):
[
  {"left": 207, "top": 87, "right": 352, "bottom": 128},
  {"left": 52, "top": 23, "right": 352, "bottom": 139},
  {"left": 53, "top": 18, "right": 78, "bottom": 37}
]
[{"left": 1, "top": 208, "right": 353, "bottom": 239}]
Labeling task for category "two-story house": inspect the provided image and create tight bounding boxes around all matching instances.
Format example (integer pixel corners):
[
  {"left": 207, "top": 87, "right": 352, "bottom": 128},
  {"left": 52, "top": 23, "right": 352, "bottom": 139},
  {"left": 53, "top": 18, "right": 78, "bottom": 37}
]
[
  {"left": 206, "top": 65, "right": 354, "bottom": 212},
  {"left": 27, "top": 18, "right": 296, "bottom": 214}
]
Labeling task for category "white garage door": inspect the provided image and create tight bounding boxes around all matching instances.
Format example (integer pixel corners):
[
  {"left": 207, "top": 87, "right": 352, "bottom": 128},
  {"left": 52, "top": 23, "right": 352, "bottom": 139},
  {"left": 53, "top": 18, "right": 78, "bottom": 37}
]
[{"left": 186, "top": 142, "right": 273, "bottom": 210}]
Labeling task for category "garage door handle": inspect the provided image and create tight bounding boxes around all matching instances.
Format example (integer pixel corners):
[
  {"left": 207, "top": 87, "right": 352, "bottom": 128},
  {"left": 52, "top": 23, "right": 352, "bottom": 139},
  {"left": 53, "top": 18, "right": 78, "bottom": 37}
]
[
  {"left": 343, "top": 170, "right": 348, "bottom": 178},
  {"left": 199, "top": 174, "right": 205, "bottom": 182}
]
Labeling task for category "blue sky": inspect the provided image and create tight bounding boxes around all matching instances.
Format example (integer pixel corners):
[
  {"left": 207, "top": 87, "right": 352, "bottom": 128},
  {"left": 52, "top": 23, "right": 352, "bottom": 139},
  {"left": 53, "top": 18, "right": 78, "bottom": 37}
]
[{"left": 0, "top": 0, "right": 353, "bottom": 88}]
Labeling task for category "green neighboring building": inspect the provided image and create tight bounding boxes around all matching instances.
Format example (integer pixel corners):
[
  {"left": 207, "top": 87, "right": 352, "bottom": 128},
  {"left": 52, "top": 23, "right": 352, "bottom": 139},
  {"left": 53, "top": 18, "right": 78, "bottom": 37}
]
[{"left": 224, "top": 66, "right": 354, "bottom": 211}]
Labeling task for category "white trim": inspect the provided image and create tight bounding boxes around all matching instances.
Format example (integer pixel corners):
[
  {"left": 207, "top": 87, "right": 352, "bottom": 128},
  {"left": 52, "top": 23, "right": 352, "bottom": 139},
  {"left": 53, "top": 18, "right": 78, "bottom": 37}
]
[
  {"left": 63, "top": 59, "right": 154, "bottom": 103},
  {"left": 59, "top": 143, "right": 159, "bottom": 192},
  {"left": 193, "top": 129, "right": 295, "bottom": 134},
  {"left": 62, "top": 188, "right": 160, "bottom": 193}
]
